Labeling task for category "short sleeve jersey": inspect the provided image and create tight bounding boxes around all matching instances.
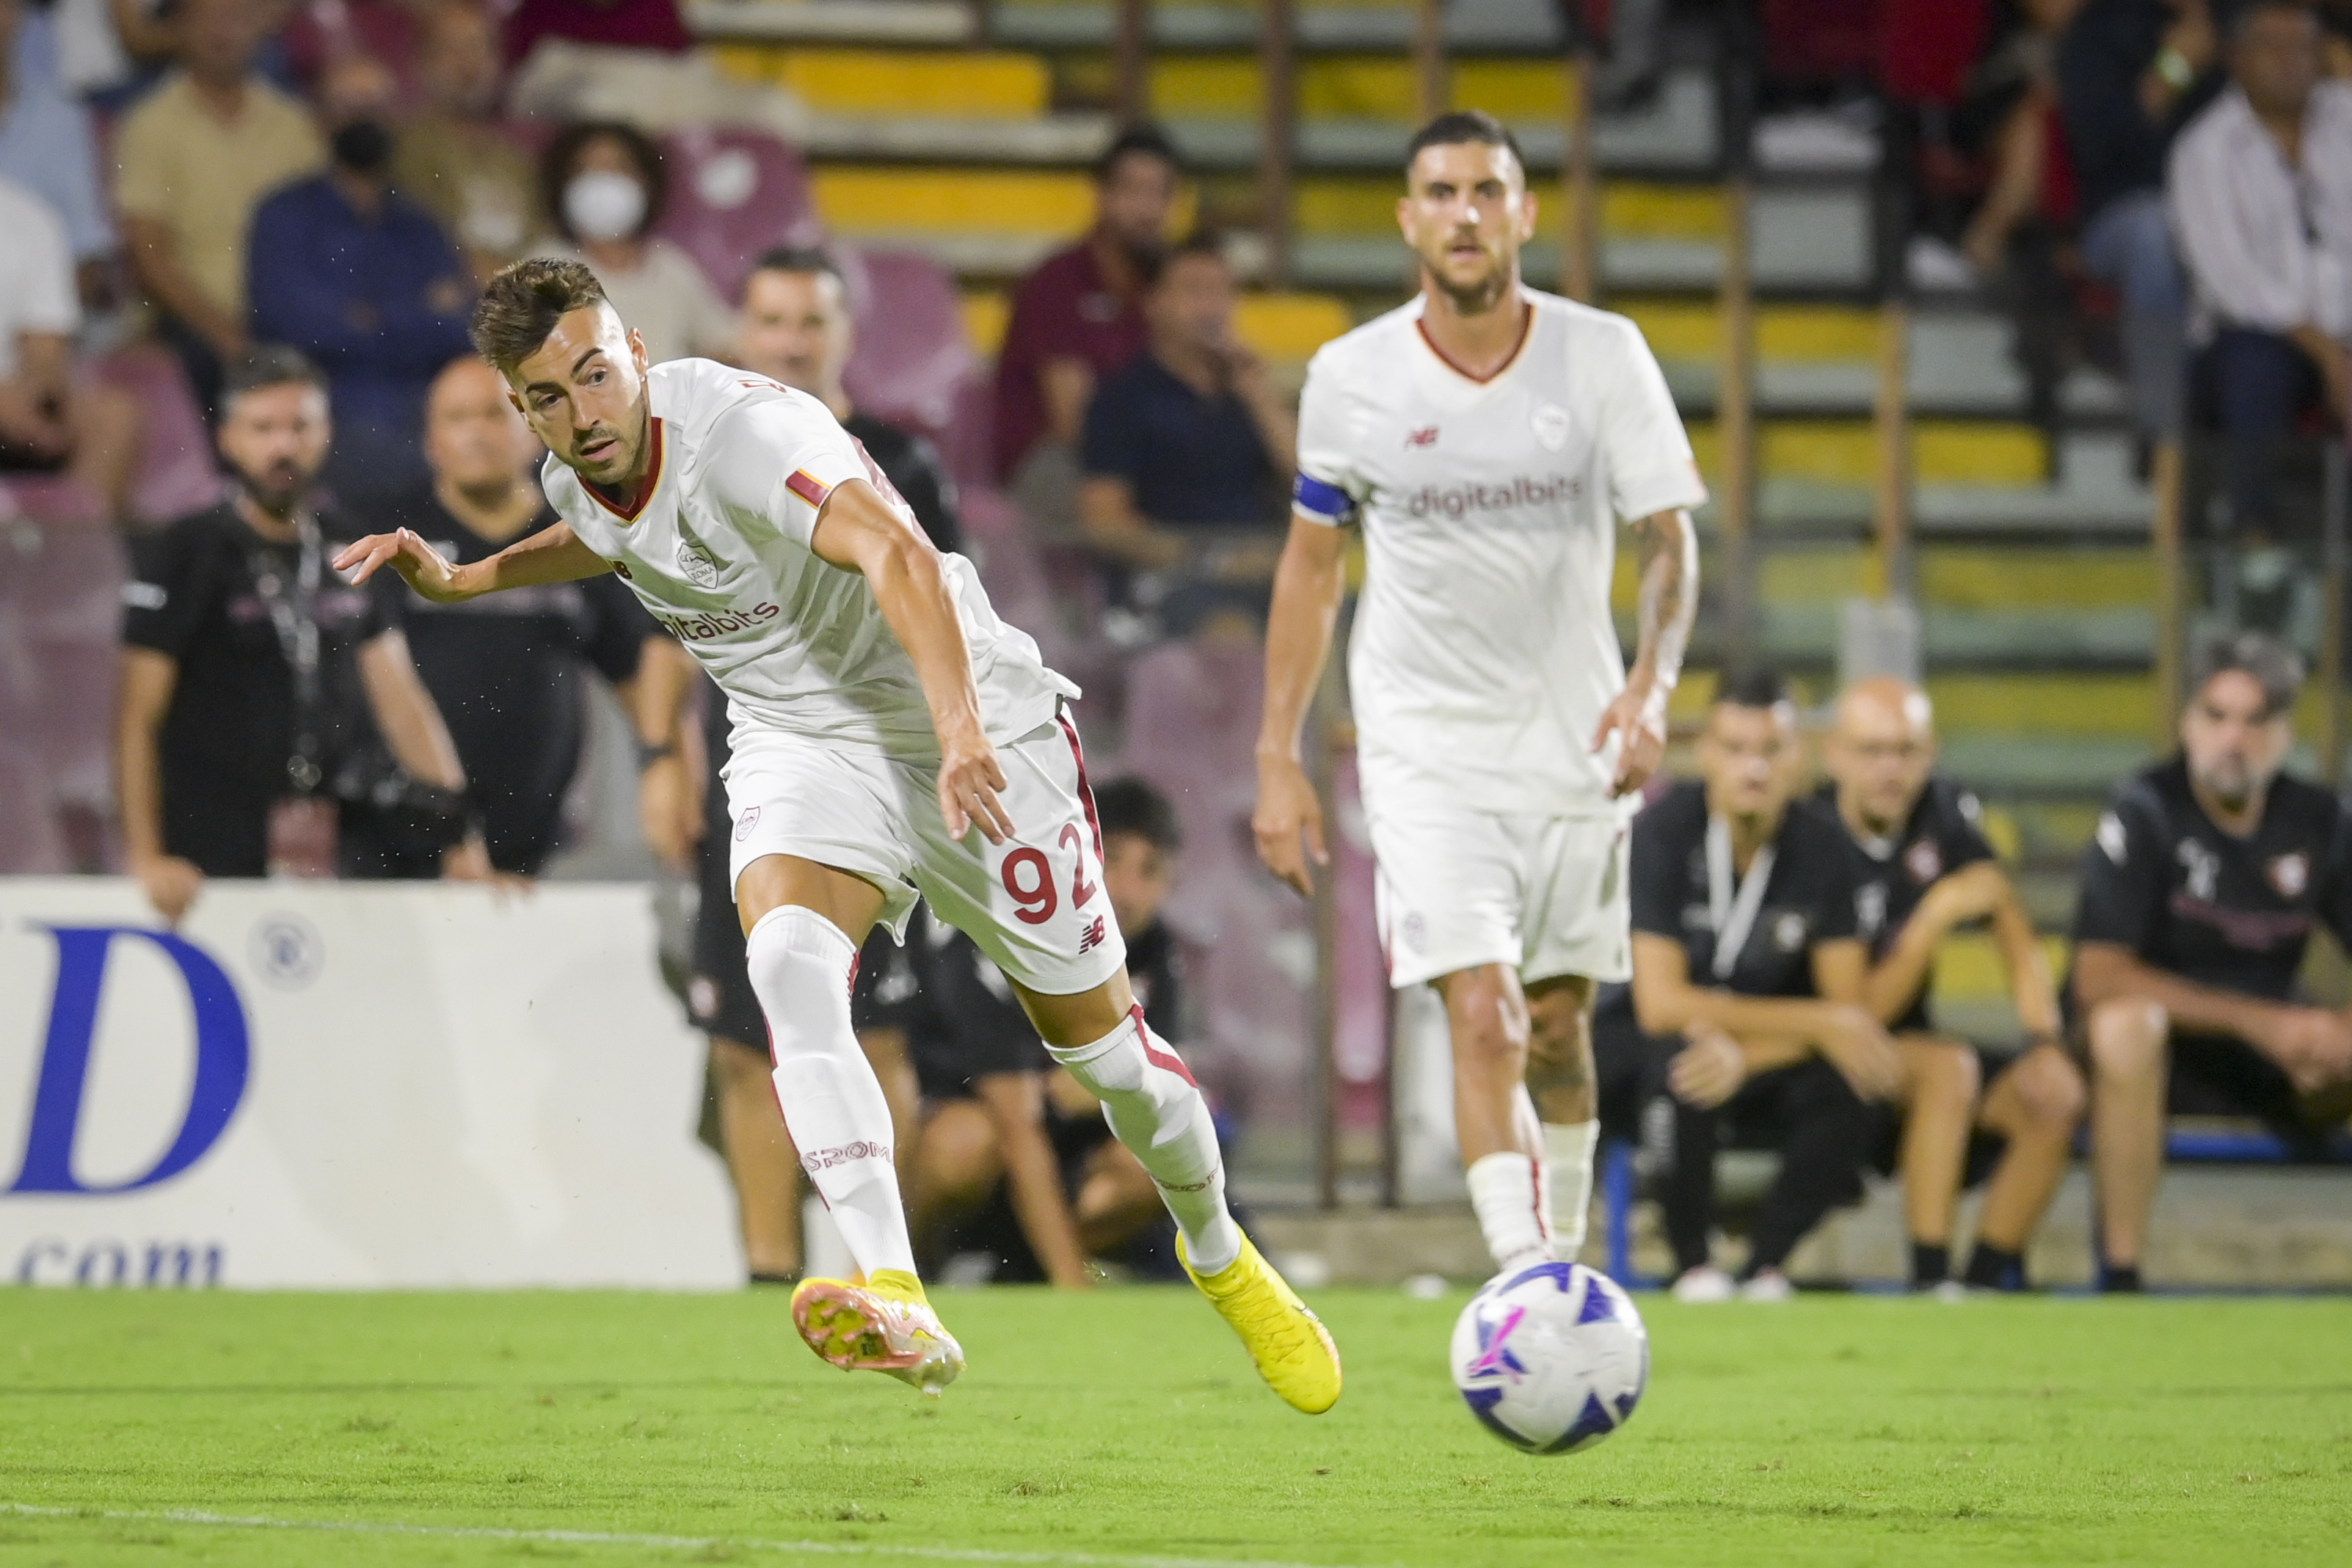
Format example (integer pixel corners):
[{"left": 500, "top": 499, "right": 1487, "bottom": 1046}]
[
  {"left": 1820, "top": 776, "right": 1998, "bottom": 1032},
  {"left": 120, "top": 502, "right": 398, "bottom": 877},
  {"left": 1294, "top": 289, "right": 1706, "bottom": 817},
  {"left": 545, "top": 358, "right": 1077, "bottom": 761},
  {"left": 2069, "top": 756, "right": 2352, "bottom": 1005},
  {"left": 1628, "top": 781, "right": 1866, "bottom": 999},
  {"left": 376, "top": 489, "right": 650, "bottom": 875}
]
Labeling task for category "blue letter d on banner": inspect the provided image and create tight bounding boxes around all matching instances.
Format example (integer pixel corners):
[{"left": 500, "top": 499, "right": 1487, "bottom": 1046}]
[{"left": 8, "top": 927, "right": 251, "bottom": 1194}]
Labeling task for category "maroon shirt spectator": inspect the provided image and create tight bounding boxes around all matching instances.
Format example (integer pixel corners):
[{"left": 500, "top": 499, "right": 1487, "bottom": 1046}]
[
  {"left": 283, "top": 0, "right": 426, "bottom": 103},
  {"left": 502, "top": 0, "right": 691, "bottom": 69},
  {"left": 991, "top": 126, "right": 1182, "bottom": 485}
]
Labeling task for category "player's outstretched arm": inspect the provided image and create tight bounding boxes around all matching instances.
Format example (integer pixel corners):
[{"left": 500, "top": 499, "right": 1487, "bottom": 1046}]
[
  {"left": 1253, "top": 515, "right": 1349, "bottom": 897},
  {"left": 333, "top": 522, "right": 612, "bottom": 603},
  {"left": 1593, "top": 507, "right": 1698, "bottom": 796},
  {"left": 809, "top": 478, "right": 1013, "bottom": 845}
]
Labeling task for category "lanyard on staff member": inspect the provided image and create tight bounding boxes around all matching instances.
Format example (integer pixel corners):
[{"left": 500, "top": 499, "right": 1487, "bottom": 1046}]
[
  {"left": 249, "top": 515, "right": 327, "bottom": 795},
  {"left": 1705, "top": 814, "right": 1775, "bottom": 982}
]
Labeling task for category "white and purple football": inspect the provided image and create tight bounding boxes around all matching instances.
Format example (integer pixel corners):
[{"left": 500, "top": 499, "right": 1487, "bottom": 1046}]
[{"left": 1450, "top": 1261, "right": 1649, "bottom": 1455}]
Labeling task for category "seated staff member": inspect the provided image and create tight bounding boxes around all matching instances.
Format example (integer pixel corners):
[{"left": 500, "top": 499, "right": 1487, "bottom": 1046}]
[
  {"left": 1609, "top": 670, "right": 1903, "bottom": 1302},
  {"left": 378, "top": 357, "right": 671, "bottom": 875},
  {"left": 1823, "top": 677, "right": 2086, "bottom": 1292},
  {"left": 2071, "top": 633, "right": 2352, "bottom": 1293}
]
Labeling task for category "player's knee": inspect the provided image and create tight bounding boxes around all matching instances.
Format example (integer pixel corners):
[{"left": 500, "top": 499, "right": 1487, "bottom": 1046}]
[
  {"left": 2086, "top": 999, "right": 2168, "bottom": 1083},
  {"left": 1442, "top": 969, "right": 1529, "bottom": 1076},
  {"left": 2011, "top": 1047, "right": 2088, "bottom": 1134}
]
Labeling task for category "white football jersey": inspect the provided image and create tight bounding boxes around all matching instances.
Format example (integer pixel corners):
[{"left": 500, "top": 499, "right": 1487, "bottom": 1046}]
[
  {"left": 1295, "top": 288, "right": 1705, "bottom": 816},
  {"left": 549, "top": 358, "right": 1076, "bottom": 760}
]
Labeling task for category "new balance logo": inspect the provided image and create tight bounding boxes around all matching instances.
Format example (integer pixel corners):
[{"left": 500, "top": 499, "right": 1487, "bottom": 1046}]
[
  {"left": 1079, "top": 916, "right": 1107, "bottom": 954},
  {"left": 1404, "top": 426, "right": 1441, "bottom": 448}
]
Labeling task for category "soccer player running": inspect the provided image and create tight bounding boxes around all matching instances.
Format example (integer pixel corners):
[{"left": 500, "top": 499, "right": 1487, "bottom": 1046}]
[
  {"left": 1821, "top": 678, "right": 2085, "bottom": 1291},
  {"left": 1253, "top": 111, "right": 1703, "bottom": 1282},
  {"left": 335, "top": 260, "right": 1341, "bottom": 1410}
]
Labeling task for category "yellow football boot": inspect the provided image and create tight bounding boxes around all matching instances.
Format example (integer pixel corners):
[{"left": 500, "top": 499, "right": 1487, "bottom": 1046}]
[
  {"left": 1180, "top": 1235, "right": 1343, "bottom": 1414},
  {"left": 790, "top": 1269, "right": 964, "bottom": 1396}
]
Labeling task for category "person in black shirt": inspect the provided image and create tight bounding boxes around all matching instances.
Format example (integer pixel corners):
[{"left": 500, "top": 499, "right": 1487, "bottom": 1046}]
[
  {"left": 664, "top": 245, "right": 967, "bottom": 1280},
  {"left": 2071, "top": 632, "right": 2352, "bottom": 1291},
  {"left": 1604, "top": 671, "right": 1901, "bottom": 1302},
  {"left": 116, "top": 346, "right": 489, "bottom": 923},
  {"left": 374, "top": 357, "right": 673, "bottom": 875},
  {"left": 1822, "top": 677, "right": 2086, "bottom": 1292}
]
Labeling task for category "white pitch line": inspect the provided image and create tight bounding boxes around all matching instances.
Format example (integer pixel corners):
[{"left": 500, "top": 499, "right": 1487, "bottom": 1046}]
[{"left": 0, "top": 1502, "right": 1358, "bottom": 1568}]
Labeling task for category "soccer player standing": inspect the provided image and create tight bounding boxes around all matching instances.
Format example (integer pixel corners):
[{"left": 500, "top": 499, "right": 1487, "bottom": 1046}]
[
  {"left": 1253, "top": 111, "right": 1703, "bottom": 1280},
  {"left": 336, "top": 259, "right": 1340, "bottom": 1410}
]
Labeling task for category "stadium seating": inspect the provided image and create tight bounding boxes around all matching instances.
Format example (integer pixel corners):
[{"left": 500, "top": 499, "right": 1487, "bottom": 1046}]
[{"left": 654, "top": 123, "right": 824, "bottom": 300}]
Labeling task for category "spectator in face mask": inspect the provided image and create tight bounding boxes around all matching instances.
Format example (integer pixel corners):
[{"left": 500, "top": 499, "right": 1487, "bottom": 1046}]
[
  {"left": 247, "top": 51, "right": 475, "bottom": 498},
  {"left": 531, "top": 119, "right": 733, "bottom": 366}
]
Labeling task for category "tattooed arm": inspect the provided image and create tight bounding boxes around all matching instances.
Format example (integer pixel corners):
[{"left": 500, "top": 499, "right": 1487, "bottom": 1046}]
[{"left": 1592, "top": 506, "right": 1697, "bottom": 796}]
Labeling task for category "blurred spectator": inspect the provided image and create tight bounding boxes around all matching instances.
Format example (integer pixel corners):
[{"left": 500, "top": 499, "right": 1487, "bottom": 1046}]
[
  {"left": 534, "top": 120, "right": 732, "bottom": 366},
  {"left": 115, "top": 347, "right": 487, "bottom": 926},
  {"left": 677, "top": 249, "right": 962, "bottom": 1278},
  {"left": 283, "top": 0, "right": 428, "bottom": 102},
  {"left": 1957, "top": 0, "right": 2086, "bottom": 276},
  {"left": 1078, "top": 234, "right": 1292, "bottom": 636},
  {"left": 2171, "top": 1, "right": 2352, "bottom": 542},
  {"left": 992, "top": 125, "right": 1180, "bottom": 527},
  {"left": 2069, "top": 634, "right": 2352, "bottom": 1291},
  {"left": 2058, "top": 0, "right": 2216, "bottom": 439},
  {"left": 0, "top": 0, "right": 114, "bottom": 274},
  {"left": 1821, "top": 678, "right": 2084, "bottom": 1293},
  {"left": 393, "top": 0, "right": 536, "bottom": 284},
  {"left": 1604, "top": 672, "right": 1896, "bottom": 1302},
  {"left": 249, "top": 51, "right": 474, "bottom": 497},
  {"left": 735, "top": 247, "right": 962, "bottom": 555},
  {"left": 114, "top": 0, "right": 326, "bottom": 419},
  {"left": 369, "top": 357, "right": 665, "bottom": 875},
  {"left": 502, "top": 0, "right": 688, "bottom": 72},
  {"left": 0, "top": 173, "right": 140, "bottom": 517}
]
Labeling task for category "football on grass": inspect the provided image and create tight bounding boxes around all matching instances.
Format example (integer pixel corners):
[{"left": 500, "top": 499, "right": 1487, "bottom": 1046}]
[{"left": 1451, "top": 1261, "right": 1649, "bottom": 1454}]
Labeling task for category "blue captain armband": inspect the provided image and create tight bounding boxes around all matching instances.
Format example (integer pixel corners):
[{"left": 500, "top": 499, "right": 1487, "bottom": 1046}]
[{"left": 1293, "top": 473, "right": 1355, "bottom": 526}]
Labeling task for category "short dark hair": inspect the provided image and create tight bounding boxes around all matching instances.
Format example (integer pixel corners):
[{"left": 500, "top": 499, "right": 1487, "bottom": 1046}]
[
  {"left": 1406, "top": 109, "right": 1526, "bottom": 176},
  {"left": 1093, "top": 776, "right": 1182, "bottom": 853},
  {"left": 470, "top": 257, "right": 610, "bottom": 371},
  {"left": 1714, "top": 666, "right": 1795, "bottom": 712},
  {"left": 747, "top": 246, "right": 845, "bottom": 292},
  {"left": 2190, "top": 632, "right": 2304, "bottom": 719},
  {"left": 2229, "top": 0, "right": 2319, "bottom": 43},
  {"left": 1140, "top": 230, "right": 1228, "bottom": 291},
  {"left": 541, "top": 120, "right": 666, "bottom": 242},
  {"left": 1096, "top": 123, "right": 1183, "bottom": 184},
  {"left": 222, "top": 344, "right": 327, "bottom": 406}
]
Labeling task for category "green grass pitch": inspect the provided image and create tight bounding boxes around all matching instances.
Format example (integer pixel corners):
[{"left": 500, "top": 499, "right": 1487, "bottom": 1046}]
[{"left": 1, "top": 1286, "right": 2346, "bottom": 1567}]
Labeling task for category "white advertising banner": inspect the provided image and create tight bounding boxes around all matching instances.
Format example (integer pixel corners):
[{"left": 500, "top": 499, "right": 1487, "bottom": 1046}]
[{"left": 0, "top": 878, "right": 742, "bottom": 1289}]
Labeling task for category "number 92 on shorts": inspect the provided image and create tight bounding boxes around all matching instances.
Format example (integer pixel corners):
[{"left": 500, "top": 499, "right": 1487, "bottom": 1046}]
[{"left": 723, "top": 713, "right": 1128, "bottom": 996}]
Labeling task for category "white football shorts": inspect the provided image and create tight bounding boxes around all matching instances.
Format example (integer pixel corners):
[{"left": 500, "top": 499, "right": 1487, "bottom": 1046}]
[
  {"left": 1365, "top": 782, "right": 1632, "bottom": 991},
  {"left": 723, "top": 712, "right": 1126, "bottom": 996}
]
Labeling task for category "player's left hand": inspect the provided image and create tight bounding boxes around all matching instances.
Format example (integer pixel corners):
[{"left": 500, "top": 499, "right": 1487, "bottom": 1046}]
[
  {"left": 334, "top": 529, "right": 471, "bottom": 602},
  {"left": 939, "top": 731, "right": 1015, "bottom": 845},
  {"left": 1592, "top": 682, "right": 1669, "bottom": 796}
]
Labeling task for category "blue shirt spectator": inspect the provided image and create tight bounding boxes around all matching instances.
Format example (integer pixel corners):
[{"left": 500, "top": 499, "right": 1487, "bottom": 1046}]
[
  {"left": 247, "top": 54, "right": 473, "bottom": 497},
  {"left": 1084, "top": 355, "right": 1278, "bottom": 530},
  {"left": 0, "top": 0, "right": 112, "bottom": 261}
]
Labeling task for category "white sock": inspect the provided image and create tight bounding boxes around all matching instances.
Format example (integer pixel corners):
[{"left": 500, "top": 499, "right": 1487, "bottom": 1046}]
[
  {"left": 1048, "top": 1007, "right": 1242, "bottom": 1275},
  {"left": 1542, "top": 1119, "right": 1601, "bottom": 1259},
  {"left": 743, "top": 905, "right": 917, "bottom": 1279},
  {"left": 1466, "top": 1151, "right": 1551, "bottom": 1272}
]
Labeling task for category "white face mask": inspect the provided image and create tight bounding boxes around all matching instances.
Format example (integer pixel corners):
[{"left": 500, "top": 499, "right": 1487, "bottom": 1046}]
[{"left": 564, "top": 170, "right": 647, "bottom": 242}]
